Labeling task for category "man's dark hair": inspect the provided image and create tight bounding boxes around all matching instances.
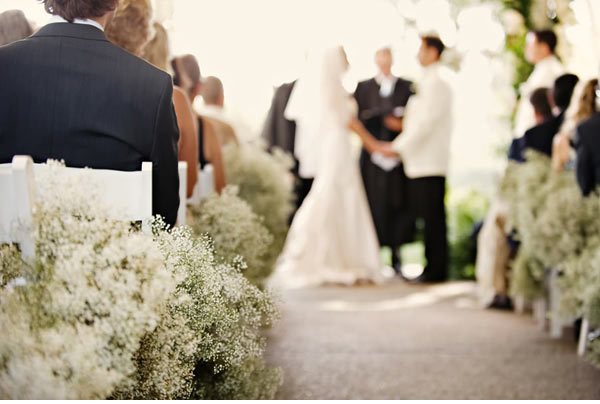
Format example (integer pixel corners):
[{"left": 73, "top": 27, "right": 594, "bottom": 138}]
[
  {"left": 533, "top": 29, "right": 558, "bottom": 54},
  {"left": 422, "top": 36, "right": 445, "bottom": 58},
  {"left": 553, "top": 73, "right": 579, "bottom": 111},
  {"left": 530, "top": 87, "right": 553, "bottom": 121},
  {"left": 41, "top": 0, "right": 117, "bottom": 22}
]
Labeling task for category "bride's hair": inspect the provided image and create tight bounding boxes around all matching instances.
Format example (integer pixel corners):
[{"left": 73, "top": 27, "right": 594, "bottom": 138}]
[{"left": 105, "top": 0, "right": 153, "bottom": 57}]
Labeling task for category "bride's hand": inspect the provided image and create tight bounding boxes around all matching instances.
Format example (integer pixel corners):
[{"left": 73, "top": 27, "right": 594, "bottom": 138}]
[{"left": 377, "top": 142, "right": 399, "bottom": 158}]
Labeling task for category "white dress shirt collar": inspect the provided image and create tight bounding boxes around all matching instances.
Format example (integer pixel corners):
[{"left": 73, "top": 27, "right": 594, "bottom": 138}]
[
  {"left": 48, "top": 15, "right": 104, "bottom": 32},
  {"left": 375, "top": 73, "right": 397, "bottom": 97}
]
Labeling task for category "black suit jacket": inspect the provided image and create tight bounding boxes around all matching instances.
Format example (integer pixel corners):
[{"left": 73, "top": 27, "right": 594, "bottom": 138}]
[
  {"left": 0, "top": 23, "right": 180, "bottom": 227},
  {"left": 576, "top": 112, "right": 600, "bottom": 196},
  {"left": 508, "top": 113, "right": 564, "bottom": 163},
  {"left": 261, "top": 81, "right": 296, "bottom": 154},
  {"left": 354, "top": 78, "right": 413, "bottom": 142},
  {"left": 353, "top": 77, "right": 414, "bottom": 247}
]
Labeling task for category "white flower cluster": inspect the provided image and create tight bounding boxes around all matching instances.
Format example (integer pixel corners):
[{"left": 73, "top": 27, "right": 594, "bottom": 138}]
[
  {"left": 189, "top": 186, "right": 273, "bottom": 286},
  {"left": 501, "top": 151, "right": 600, "bottom": 366},
  {"left": 222, "top": 144, "right": 295, "bottom": 276},
  {"left": 0, "top": 162, "right": 174, "bottom": 399},
  {"left": 117, "top": 223, "right": 281, "bottom": 399},
  {"left": 0, "top": 162, "right": 282, "bottom": 399}
]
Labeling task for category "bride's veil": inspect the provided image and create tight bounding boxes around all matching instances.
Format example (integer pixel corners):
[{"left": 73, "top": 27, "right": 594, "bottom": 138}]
[{"left": 285, "top": 45, "right": 350, "bottom": 178}]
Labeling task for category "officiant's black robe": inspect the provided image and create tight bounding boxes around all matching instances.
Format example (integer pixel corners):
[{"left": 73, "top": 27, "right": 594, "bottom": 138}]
[{"left": 354, "top": 77, "right": 414, "bottom": 250}]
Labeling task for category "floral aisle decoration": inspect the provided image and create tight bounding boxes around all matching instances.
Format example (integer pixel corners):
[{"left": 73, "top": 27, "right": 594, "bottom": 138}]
[
  {"left": 116, "top": 223, "right": 282, "bottom": 400},
  {"left": 500, "top": 152, "right": 600, "bottom": 366},
  {"left": 0, "top": 162, "right": 174, "bottom": 399},
  {"left": 0, "top": 162, "right": 282, "bottom": 399},
  {"left": 188, "top": 186, "right": 274, "bottom": 287},
  {"left": 222, "top": 144, "right": 295, "bottom": 276},
  {"left": 500, "top": 152, "right": 554, "bottom": 299}
]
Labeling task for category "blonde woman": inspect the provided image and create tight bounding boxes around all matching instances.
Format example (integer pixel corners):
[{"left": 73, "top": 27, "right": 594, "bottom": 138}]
[
  {"left": 552, "top": 78, "right": 598, "bottom": 172},
  {"left": 107, "top": 9, "right": 199, "bottom": 198}
]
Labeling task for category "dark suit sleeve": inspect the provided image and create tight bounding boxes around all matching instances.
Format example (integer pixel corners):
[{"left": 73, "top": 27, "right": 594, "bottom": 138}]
[
  {"left": 261, "top": 87, "right": 278, "bottom": 150},
  {"left": 508, "top": 137, "right": 525, "bottom": 163},
  {"left": 151, "top": 77, "right": 180, "bottom": 227},
  {"left": 576, "top": 131, "right": 594, "bottom": 196}
]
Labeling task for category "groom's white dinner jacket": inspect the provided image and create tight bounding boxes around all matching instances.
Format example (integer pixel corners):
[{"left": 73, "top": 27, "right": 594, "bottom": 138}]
[{"left": 392, "top": 62, "right": 452, "bottom": 179}]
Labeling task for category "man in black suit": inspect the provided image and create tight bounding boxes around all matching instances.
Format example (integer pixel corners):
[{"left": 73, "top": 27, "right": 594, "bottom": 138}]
[
  {"left": 354, "top": 47, "right": 414, "bottom": 272},
  {"left": 576, "top": 111, "right": 600, "bottom": 196},
  {"left": 262, "top": 80, "right": 314, "bottom": 218},
  {"left": 0, "top": 0, "right": 180, "bottom": 227},
  {"left": 509, "top": 74, "right": 579, "bottom": 162}
]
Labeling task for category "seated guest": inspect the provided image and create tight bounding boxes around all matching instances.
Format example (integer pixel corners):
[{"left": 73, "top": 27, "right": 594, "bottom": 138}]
[
  {"left": 508, "top": 87, "right": 554, "bottom": 162},
  {"left": 171, "top": 54, "right": 227, "bottom": 194},
  {"left": 0, "top": 9, "right": 33, "bottom": 46},
  {"left": 0, "top": 0, "right": 180, "bottom": 227},
  {"left": 575, "top": 82, "right": 600, "bottom": 196},
  {"left": 521, "top": 74, "right": 579, "bottom": 156},
  {"left": 553, "top": 78, "right": 598, "bottom": 172},
  {"left": 198, "top": 76, "right": 254, "bottom": 142},
  {"left": 107, "top": 9, "right": 198, "bottom": 199}
]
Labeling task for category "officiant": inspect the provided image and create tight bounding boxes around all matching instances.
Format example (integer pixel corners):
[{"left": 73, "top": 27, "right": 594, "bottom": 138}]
[{"left": 354, "top": 47, "right": 414, "bottom": 272}]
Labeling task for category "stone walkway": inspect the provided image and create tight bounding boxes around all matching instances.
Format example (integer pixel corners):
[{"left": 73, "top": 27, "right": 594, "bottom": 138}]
[{"left": 264, "top": 280, "right": 600, "bottom": 399}]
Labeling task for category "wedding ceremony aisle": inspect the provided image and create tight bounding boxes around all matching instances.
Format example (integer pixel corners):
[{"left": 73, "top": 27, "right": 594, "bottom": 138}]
[{"left": 264, "top": 281, "right": 600, "bottom": 399}]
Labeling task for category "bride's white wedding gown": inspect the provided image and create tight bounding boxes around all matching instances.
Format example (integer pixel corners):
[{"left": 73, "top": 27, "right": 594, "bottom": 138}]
[{"left": 272, "top": 46, "right": 383, "bottom": 288}]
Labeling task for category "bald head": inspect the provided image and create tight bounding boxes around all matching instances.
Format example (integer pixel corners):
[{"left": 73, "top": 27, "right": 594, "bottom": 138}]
[
  {"left": 375, "top": 47, "right": 393, "bottom": 77},
  {"left": 202, "top": 76, "right": 224, "bottom": 107}
]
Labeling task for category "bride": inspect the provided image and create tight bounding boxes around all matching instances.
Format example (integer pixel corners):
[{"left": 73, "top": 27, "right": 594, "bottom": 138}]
[{"left": 272, "top": 45, "right": 387, "bottom": 288}]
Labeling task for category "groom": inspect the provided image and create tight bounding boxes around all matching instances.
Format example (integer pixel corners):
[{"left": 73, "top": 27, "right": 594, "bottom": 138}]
[
  {"left": 379, "top": 35, "right": 453, "bottom": 283},
  {"left": 354, "top": 47, "right": 415, "bottom": 273}
]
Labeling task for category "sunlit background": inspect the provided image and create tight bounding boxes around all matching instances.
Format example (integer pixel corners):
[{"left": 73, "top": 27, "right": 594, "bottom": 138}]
[{"left": 2, "top": 0, "right": 600, "bottom": 191}]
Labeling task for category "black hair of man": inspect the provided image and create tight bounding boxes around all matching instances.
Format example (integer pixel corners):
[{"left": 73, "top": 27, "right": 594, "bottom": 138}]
[
  {"left": 552, "top": 73, "right": 579, "bottom": 111},
  {"left": 530, "top": 87, "right": 553, "bottom": 121},
  {"left": 533, "top": 29, "right": 558, "bottom": 54},
  {"left": 422, "top": 36, "right": 445, "bottom": 58}
]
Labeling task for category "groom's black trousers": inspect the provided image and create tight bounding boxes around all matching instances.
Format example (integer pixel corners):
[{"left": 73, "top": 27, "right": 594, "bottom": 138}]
[{"left": 402, "top": 176, "right": 449, "bottom": 281}]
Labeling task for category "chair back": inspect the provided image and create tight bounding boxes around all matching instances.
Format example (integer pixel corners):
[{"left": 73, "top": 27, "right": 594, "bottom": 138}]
[
  {"left": 177, "top": 161, "right": 188, "bottom": 226},
  {"left": 0, "top": 156, "right": 36, "bottom": 258}
]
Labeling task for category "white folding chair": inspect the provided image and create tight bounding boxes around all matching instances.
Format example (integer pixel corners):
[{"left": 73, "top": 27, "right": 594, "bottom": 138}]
[
  {"left": 187, "top": 163, "right": 215, "bottom": 206},
  {"left": 177, "top": 161, "right": 188, "bottom": 226},
  {"left": 0, "top": 156, "right": 36, "bottom": 259},
  {"left": 33, "top": 161, "right": 153, "bottom": 233}
]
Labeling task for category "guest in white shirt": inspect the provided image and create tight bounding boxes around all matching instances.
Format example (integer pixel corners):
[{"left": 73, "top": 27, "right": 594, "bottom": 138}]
[
  {"left": 513, "top": 29, "right": 564, "bottom": 137},
  {"left": 379, "top": 35, "right": 452, "bottom": 283}
]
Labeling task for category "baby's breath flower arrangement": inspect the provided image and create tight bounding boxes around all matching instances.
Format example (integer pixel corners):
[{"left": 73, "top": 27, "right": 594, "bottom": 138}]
[
  {"left": 115, "top": 224, "right": 282, "bottom": 399},
  {"left": 0, "top": 162, "right": 174, "bottom": 399},
  {"left": 189, "top": 186, "right": 274, "bottom": 286},
  {"left": 501, "top": 152, "right": 600, "bottom": 367},
  {"left": 0, "top": 245, "right": 22, "bottom": 288},
  {"left": 0, "top": 162, "right": 282, "bottom": 399},
  {"left": 222, "top": 144, "right": 295, "bottom": 275}
]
